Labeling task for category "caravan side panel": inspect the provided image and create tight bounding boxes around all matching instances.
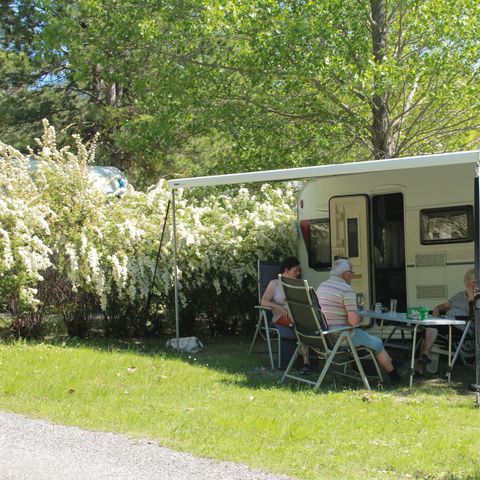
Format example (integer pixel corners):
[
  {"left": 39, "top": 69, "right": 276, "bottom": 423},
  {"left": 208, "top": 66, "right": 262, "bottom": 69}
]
[{"left": 298, "top": 162, "right": 475, "bottom": 310}]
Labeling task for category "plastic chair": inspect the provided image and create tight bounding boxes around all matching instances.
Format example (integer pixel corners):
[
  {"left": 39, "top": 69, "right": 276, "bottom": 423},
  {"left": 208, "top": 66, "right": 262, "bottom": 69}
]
[
  {"left": 249, "top": 260, "right": 282, "bottom": 369},
  {"left": 279, "top": 276, "right": 383, "bottom": 390}
]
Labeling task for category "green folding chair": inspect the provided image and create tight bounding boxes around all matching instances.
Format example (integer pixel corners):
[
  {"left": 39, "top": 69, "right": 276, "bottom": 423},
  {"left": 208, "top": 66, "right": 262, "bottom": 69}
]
[{"left": 279, "top": 276, "right": 383, "bottom": 390}]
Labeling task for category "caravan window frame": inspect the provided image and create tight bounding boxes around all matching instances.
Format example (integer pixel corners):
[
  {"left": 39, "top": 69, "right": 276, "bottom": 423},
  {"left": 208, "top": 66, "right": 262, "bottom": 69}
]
[
  {"left": 301, "top": 218, "right": 332, "bottom": 270},
  {"left": 419, "top": 205, "right": 473, "bottom": 245}
]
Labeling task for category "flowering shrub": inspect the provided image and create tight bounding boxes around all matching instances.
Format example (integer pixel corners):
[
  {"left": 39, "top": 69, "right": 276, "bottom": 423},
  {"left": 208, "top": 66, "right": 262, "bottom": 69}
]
[
  {"left": 171, "top": 184, "right": 297, "bottom": 334},
  {"left": 0, "top": 121, "right": 297, "bottom": 337},
  {"left": 0, "top": 140, "right": 53, "bottom": 336}
]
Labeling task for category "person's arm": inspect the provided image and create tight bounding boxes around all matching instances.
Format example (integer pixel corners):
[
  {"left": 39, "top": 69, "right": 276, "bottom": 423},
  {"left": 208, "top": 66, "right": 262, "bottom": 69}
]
[
  {"left": 466, "top": 285, "right": 475, "bottom": 303},
  {"left": 432, "top": 301, "right": 451, "bottom": 317},
  {"left": 347, "top": 310, "right": 361, "bottom": 327},
  {"left": 261, "top": 281, "right": 288, "bottom": 317},
  {"left": 344, "top": 289, "right": 360, "bottom": 326}
]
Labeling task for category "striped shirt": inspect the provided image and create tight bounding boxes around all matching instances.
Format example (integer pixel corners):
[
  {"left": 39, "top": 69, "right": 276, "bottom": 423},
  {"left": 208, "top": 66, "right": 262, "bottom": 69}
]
[{"left": 316, "top": 275, "right": 357, "bottom": 328}]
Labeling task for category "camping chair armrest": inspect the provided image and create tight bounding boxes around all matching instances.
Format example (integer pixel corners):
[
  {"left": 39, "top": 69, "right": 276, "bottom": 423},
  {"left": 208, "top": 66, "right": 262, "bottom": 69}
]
[
  {"left": 255, "top": 306, "right": 272, "bottom": 311},
  {"left": 322, "top": 325, "right": 358, "bottom": 335}
]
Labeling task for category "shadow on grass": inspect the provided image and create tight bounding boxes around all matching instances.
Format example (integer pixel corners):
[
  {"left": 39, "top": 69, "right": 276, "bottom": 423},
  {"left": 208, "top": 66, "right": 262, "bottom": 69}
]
[{"left": 1, "top": 333, "right": 476, "bottom": 397}]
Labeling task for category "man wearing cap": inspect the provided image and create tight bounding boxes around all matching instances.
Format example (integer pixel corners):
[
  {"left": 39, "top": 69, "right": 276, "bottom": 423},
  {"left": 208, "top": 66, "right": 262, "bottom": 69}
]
[{"left": 316, "top": 258, "right": 403, "bottom": 384}]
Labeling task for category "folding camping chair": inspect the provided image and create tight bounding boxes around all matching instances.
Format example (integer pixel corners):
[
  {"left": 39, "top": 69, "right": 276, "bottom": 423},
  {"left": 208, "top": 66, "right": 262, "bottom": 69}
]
[
  {"left": 279, "top": 276, "right": 383, "bottom": 390},
  {"left": 451, "top": 318, "right": 475, "bottom": 368},
  {"left": 249, "top": 260, "right": 282, "bottom": 369},
  {"left": 425, "top": 316, "right": 475, "bottom": 374}
]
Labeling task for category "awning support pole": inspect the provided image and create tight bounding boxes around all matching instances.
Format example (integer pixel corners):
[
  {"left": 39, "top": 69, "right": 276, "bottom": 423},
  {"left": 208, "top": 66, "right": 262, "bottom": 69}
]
[
  {"left": 172, "top": 189, "right": 180, "bottom": 353},
  {"left": 473, "top": 163, "right": 480, "bottom": 407},
  {"left": 145, "top": 199, "right": 171, "bottom": 334}
]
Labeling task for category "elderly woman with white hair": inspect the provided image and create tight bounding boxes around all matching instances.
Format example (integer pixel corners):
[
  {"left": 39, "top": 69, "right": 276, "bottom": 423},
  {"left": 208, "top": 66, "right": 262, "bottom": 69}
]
[
  {"left": 417, "top": 268, "right": 475, "bottom": 374},
  {"left": 316, "top": 258, "right": 404, "bottom": 384}
]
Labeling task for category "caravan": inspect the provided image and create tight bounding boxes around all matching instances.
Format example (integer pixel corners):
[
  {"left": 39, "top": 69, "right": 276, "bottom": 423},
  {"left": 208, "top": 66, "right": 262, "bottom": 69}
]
[
  {"left": 168, "top": 149, "right": 480, "bottom": 394},
  {"left": 28, "top": 158, "right": 128, "bottom": 196},
  {"left": 297, "top": 150, "right": 480, "bottom": 322}
]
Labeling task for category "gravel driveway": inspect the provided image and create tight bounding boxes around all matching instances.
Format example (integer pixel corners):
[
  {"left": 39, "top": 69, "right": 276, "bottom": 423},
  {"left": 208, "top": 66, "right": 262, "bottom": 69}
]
[{"left": 0, "top": 411, "right": 291, "bottom": 480}]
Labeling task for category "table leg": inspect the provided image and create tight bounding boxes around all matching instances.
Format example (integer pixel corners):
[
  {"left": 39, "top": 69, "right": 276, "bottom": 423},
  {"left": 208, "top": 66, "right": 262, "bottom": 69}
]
[
  {"left": 384, "top": 326, "right": 398, "bottom": 346},
  {"left": 447, "top": 324, "right": 452, "bottom": 384},
  {"left": 410, "top": 325, "right": 418, "bottom": 388}
]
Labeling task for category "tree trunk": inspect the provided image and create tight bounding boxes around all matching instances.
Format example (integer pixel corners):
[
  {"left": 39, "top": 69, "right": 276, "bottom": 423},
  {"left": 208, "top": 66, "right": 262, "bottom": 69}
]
[
  {"left": 116, "top": 84, "right": 123, "bottom": 105},
  {"left": 91, "top": 64, "right": 102, "bottom": 105},
  {"left": 370, "top": 0, "right": 394, "bottom": 159},
  {"left": 106, "top": 82, "right": 117, "bottom": 106}
]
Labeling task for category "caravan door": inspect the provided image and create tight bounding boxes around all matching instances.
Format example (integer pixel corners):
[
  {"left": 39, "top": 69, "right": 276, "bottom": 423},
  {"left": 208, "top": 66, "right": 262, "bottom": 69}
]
[{"left": 329, "top": 195, "right": 371, "bottom": 309}]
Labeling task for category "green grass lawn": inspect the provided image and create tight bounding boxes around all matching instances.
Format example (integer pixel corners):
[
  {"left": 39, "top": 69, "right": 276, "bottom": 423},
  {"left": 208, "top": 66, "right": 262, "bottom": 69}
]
[{"left": 0, "top": 336, "right": 479, "bottom": 480}]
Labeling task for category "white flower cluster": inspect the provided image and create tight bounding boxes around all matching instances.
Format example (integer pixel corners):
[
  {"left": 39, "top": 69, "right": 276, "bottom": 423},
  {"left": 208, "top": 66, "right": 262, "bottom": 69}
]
[
  {"left": 172, "top": 183, "right": 297, "bottom": 306},
  {"left": 0, "top": 121, "right": 297, "bottom": 318},
  {"left": 0, "top": 142, "right": 53, "bottom": 310}
]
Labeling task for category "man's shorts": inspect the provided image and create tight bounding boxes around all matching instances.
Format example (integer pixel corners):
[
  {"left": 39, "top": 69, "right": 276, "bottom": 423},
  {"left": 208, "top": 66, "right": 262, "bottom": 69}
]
[{"left": 351, "top": 328, "right": 383, "bottom": 354}]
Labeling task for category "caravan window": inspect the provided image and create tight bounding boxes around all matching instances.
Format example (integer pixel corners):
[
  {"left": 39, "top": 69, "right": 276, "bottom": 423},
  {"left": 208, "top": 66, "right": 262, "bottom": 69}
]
[
  {"left": 300, "top": 219, "right": 331, "bottom": 270},
  {"left": 420, "top": 206, "right": 473, "bottom": 244},
  {"left": 347, "top": 218, "right": 359, "bottom": 258}
]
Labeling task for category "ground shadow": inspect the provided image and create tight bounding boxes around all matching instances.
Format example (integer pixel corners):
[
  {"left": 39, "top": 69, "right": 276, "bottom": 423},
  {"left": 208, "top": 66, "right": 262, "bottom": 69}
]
[{"left": 1, "top": 333, "right": 476, "bottom": 397}]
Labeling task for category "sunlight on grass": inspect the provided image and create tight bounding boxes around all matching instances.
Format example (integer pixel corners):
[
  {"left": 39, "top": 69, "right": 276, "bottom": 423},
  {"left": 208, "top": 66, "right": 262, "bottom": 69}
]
[{"left": 0, "top": 338, "right": 479, "bottom": 480}]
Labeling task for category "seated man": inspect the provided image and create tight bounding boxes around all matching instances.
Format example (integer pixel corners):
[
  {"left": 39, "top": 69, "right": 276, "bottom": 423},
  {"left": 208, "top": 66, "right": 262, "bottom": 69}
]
[{"left": 316, "top": 258, "right": 403, "bottom": 384}]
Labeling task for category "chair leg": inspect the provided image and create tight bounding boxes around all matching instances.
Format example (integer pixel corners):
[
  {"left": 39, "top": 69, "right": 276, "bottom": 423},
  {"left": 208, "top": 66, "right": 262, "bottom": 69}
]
[
  {"left": 314, "top": 335, "right": 345, "bottom": 390},
  {"left": 369, "top": 350, "right": 383, "bottom": 384},
  {"left": 277, "top": 335, "right": 281, "bottom": 369},
  {"left": 346, "top": 335, "right": 371, "bottom": 390},
  {"left": 263, "top": 317, "right": 275, "bottom": 370},
  {"left": 281, "top": 344, "right": 300, "bottom": 383},
  {"left": 249, "top": 315, "right": 262, "bottom": 354},
  {"left": 249, "top": 312, "right": 276, "bottom": 370},
  {"left": 451, "top": 320, "right": 472, "bottom": 369}
]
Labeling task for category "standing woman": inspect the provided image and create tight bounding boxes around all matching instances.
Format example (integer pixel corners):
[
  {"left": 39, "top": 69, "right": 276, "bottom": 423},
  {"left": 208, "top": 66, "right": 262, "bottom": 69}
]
[{"left": 261, "top": 256, "right": 311, "bottom": 374}]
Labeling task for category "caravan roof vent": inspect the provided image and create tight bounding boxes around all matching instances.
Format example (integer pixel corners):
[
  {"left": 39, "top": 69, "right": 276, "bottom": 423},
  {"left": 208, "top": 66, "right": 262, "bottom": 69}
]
[
  {"left": 415, "top": 253, "right": 446, "bottom": 267},
  {"left": 416, "top": 285, "right": 448, "bottom": 299}
]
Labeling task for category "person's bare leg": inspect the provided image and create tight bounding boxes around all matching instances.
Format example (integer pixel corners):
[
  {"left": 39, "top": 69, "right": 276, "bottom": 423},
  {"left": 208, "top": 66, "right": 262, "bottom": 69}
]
[
  {"left": 376, "top": 348, "right": 406, "bottom": 384},
  {"left": 376, "top": 348, "right": 394, "bottom": 372},
  {"left": 415, "top": 358, "right": 424, "bottom": 374},
  {"left": 299, "top": 346, "right": 311, "bottom": 374},
  {"left": 421, "top": 328, "right": 438, "bottom": 358},
  {"left": 300, "top": 345, "right": 310, "bottom": 364}
]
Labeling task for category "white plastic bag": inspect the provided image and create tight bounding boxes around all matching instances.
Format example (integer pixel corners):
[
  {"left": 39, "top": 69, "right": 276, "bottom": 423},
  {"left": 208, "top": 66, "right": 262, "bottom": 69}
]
[{"left": 165, "top": 336, "right": 204, "bottom": 353}]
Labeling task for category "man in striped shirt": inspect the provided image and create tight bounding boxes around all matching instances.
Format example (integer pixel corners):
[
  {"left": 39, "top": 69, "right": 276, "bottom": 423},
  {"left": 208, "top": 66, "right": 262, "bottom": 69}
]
[{"left": 316, "top": 258, "right": 403, "bottom": 384}]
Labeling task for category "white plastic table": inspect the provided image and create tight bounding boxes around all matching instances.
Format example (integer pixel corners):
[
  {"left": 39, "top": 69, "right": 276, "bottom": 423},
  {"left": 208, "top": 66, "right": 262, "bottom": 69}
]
[{"left": 358, "top": 310, "right": 467, "bottom": 387}]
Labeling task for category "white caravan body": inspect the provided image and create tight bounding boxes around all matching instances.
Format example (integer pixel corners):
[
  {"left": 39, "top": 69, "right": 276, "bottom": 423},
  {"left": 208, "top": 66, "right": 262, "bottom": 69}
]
[
  {"left": 297, "top": 150, "right": 480, "bottom": 331},
  {"left": 28, "top": 158, "right": 128, "bottom": 196}
]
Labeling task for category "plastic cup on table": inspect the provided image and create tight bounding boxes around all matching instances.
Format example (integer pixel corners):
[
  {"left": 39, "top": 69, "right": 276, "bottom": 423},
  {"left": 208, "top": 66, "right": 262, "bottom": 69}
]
[
  {"left": 356, "top": 293, "right": 365, "bottom": 311},
  {"left": 390, "top": 299, "right": 398, "bottom": 313}
]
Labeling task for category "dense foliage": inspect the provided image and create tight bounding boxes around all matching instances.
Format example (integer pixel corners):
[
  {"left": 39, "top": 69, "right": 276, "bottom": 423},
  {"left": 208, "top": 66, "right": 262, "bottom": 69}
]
[
  {"left": 2, "top": 0, "right": 480, "bottom": 335},
  {"left": 1, "top": 1, "right": 480, "bottom": 184},
  {"left": 0, "top": 122, "right": 296, "bottom": 337}
]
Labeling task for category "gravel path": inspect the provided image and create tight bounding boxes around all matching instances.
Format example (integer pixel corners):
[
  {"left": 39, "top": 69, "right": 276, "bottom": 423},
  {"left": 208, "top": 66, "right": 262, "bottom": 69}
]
[{"left": 0, "top": 411, "right": 291, "bottom": 480}]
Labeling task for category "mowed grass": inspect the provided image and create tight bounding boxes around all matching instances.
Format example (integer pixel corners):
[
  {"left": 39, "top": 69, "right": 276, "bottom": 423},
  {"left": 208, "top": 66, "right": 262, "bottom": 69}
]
[{"left": 0, "top": 337, "right": 479, "bottom": 480}]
